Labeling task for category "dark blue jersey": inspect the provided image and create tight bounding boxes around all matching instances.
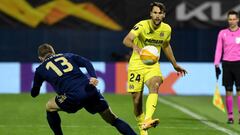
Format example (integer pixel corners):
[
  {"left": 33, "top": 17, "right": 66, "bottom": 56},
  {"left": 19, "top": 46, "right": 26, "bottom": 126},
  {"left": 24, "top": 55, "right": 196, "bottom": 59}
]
[{"left": 31, "top": 53, "right": 97, "bottom": 95}]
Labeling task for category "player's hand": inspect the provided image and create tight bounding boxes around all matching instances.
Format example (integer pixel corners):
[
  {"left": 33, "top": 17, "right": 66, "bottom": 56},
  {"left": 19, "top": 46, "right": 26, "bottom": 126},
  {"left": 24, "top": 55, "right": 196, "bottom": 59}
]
[
  {"left": 132, "top": 44, "right": 141, "bottom": 55},
  {"left": 215, "top": 66, "right": 221, "bottom": 80},
  {"left": 89, "top": 77, "right": 99, "bottom": 86},
  {"left": 174, "top": 65, "right": 187, "bottom": 76}
]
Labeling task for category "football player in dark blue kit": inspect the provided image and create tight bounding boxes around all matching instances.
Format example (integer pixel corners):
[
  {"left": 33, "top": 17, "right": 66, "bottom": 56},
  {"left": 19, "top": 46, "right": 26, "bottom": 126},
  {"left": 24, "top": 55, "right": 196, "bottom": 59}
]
[{"left": 31, "top": 44, "right": 136, "bottom": 135}]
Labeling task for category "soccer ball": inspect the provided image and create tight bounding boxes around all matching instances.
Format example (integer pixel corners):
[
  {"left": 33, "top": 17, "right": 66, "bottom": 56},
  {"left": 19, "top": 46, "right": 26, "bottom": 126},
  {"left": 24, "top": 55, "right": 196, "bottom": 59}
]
[{"left": 140, "top": 46, "right": 159, "bottom": 65}]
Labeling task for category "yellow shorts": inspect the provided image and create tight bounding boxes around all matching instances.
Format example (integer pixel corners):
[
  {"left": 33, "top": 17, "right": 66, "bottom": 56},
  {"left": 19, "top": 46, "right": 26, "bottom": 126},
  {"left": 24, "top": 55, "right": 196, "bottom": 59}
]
[{"left": 127, "top": 65, "right": 163, "bottom": 93}]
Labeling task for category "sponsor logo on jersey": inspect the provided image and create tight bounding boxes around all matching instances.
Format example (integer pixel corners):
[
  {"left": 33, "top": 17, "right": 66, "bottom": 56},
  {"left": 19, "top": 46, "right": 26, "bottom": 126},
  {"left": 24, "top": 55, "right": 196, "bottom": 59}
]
[{"left": 145, "top": 39, "right": 163, "bottom": 44}]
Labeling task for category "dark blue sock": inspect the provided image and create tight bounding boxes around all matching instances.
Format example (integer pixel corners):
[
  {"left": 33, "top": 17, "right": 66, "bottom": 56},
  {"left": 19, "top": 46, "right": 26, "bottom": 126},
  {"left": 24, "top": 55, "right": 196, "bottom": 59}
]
[
  {"left": 112, "top": 118, "right": 136, "bottom": 135},
  {"left": 46, "top": 111, "right": 63, "bottom": 135}
]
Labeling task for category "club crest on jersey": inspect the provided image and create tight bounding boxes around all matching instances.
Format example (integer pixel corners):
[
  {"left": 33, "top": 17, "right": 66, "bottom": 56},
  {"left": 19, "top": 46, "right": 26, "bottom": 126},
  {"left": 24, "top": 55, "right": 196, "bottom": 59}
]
[
  {"left": 160, "top": 32, "right": 164, "bottom": 37},
  {"left": 129, "top": 84, "right": 134, "bottom": 89},
  {"left": 132, "top": 25, "right": 139, "bottom": 30}
]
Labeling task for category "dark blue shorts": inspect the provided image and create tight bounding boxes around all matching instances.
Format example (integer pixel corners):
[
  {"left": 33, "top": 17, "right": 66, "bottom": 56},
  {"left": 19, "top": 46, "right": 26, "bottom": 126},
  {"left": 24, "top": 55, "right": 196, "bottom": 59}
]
[{"left": 55, "top": 84, "right": 109, "bottom": 114}]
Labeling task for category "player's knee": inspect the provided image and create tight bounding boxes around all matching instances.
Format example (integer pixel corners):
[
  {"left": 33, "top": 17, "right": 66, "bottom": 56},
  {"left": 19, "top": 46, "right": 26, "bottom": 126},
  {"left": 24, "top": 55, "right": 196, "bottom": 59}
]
[
  {"left": 46, "top": 101, "right": 51, "bottom": 111},
  {"left": 149, "top": 83, "right": 160, "bottom": 93},
  {"left": 147, "top": 78, "right": 161, "bottom": 93},
  {"left": 225, "top": 86, "right": 233, "bottom": 91},
  {"left": 237, "top": 90, "right": 240, "bottom": 95},
  {"left": 236, "top": 86, "right": 240, "bottom": 91},
  {"left": 154, "top": 82, "right": 160, "bottom": 91},
  {"left": 46, "top": 101, "right": 56, "bottom": 112}
]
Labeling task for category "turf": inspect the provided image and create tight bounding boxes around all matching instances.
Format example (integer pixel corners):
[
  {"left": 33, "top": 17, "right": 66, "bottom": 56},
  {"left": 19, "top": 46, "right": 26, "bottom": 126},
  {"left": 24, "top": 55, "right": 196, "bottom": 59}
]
[{"left": 0, "top": 94, "right": 239, "bottom": 135}]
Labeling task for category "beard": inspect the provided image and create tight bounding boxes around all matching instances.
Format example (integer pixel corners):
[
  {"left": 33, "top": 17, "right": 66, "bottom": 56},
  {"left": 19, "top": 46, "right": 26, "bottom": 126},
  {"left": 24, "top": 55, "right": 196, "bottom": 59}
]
[{"left": 229, "top": 23, "right": 237, "bottom": 28}]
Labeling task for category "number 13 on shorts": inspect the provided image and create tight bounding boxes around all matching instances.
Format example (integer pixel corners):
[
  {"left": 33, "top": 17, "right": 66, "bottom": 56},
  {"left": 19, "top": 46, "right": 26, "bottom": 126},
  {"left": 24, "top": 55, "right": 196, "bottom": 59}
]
[{"left": 127, "top": 71, "right": 144, "bottom": 92}]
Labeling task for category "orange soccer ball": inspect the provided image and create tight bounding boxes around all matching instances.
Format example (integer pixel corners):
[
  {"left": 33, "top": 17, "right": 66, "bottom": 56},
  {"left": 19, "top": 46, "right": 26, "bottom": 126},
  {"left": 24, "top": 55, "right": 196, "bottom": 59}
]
[{"left": 140, "top": 46, "right": 159, "bottom": 65}]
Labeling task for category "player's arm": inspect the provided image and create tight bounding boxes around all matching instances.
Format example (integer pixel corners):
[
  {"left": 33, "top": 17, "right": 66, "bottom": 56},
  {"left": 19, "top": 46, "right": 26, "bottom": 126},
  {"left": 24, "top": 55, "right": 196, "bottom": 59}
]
[
  {"left": 123, "top": 32, "right": 141, "bottom": 54},
  {"left": 31, "top": 71, "right": 44, "bottom": 98},
  {"left": 73, "top": 55, "right": 99, "bottom": 86},
  {"left": 123, "top": 23, "right": 144, "bottom": 54},
  {"left": 162, "top": 42, "right": 187, "bottom": 75},
  {"left": 162, "top": 42, "right": 177, "bottom": 67},
  {"left": 73, "top": 54, "right": 97, "bottom": 78},
  {"left": 214, "top": 31, "right": 223, "bottom": 79},
  {"left": 76, "top": 56, "right": 97, "bottom": 78},
  {"left": 214, "top": 31, "right": 223, "bottom": 67}
]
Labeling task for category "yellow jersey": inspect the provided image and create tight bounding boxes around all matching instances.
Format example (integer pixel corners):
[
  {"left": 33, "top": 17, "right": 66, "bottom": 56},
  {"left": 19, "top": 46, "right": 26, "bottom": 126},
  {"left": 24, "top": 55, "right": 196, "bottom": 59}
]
[{"left": 128, "top": 19, "right": 171, "bottom": 70}]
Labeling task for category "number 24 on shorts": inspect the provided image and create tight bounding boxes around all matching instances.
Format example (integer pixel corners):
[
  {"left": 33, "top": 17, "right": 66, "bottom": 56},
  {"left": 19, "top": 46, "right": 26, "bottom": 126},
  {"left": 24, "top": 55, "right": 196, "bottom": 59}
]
[{"left": 129, "top": 73, "right": 141, "bottom": 82}]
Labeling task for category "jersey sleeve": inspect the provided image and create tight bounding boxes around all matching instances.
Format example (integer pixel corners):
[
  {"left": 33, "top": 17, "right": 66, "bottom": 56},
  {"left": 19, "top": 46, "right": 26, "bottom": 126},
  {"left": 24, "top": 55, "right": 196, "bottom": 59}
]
[
  {"left": 214, "top": 31, "right": 223, "bottom": 66},
  {"left": 31, "top": 69, "right": 44, "bottom": 97},
  {"left": 130, "top": 21, "right": 144, "bottom": 37},
  {"left": 71, "top": 54, "right": 97, "bottom": 78}
]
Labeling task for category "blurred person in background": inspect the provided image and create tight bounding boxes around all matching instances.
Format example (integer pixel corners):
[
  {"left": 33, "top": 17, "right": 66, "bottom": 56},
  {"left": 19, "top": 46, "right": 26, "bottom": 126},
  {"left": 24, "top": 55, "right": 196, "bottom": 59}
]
[
  {"left": 214, "top": 10, "right": 240, "bottom": 124},
  {"left": 123, "top": 2, "right": 186, "bottom": 135},
  {"left": 31, "top": 43, "right": 137, "bottom": 135}
]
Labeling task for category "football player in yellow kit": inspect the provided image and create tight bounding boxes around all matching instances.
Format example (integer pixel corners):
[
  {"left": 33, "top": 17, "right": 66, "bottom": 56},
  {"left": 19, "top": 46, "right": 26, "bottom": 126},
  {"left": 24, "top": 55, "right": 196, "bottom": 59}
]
[{"left": 123, "top": 2, "right": 187, "bottom": 135}]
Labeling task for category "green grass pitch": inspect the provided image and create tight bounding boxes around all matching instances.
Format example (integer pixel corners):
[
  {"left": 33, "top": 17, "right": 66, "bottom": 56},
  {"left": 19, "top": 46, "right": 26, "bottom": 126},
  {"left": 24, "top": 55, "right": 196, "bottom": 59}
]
[{"left": 0, "top": 94, "right": 239, "bottom": 135}]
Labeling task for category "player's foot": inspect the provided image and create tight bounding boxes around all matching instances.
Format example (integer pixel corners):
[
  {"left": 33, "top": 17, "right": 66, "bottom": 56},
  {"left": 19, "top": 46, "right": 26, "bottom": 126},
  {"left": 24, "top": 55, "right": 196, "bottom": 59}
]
[
  {"left": 141, "top": 118, "right": 160, "bottom": 130},
  {"left": 138, "top": 123, "right": 148, "bottom": 135},
  {"left": 227, "top": 118, "right": 234, "bottom": 124}
]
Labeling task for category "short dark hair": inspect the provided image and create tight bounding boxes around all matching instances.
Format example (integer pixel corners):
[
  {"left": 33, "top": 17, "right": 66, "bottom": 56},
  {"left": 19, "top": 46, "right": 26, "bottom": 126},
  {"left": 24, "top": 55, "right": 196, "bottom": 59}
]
[
  {"left": 227, "top": 10, "right": 239, "bottom": 18},
  {"left": 150, "top": 2, "right": 166, "bottom": 13},
  {"left": 38, "top": 43, "right": 55, "bottom": 58}
]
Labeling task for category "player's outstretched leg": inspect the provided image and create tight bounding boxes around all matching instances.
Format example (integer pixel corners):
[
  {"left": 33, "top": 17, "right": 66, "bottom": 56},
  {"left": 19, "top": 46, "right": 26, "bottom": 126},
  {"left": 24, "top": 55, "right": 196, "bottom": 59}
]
[
  {"left": 46, "top": 111, "right": 63, "bottom": 135},
  {"left": 144, "top": 77, "right": 162, "bottom": 130},
  {"left": 99, "top": 108, "right": 137, "bottom": 135}
]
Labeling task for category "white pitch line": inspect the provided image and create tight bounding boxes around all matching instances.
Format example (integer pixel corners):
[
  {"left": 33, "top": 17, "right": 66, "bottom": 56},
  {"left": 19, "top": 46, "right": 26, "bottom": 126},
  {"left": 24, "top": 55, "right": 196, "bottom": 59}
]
[
  {"left": 158, "top": 98, "right": 239, "bottom": 135},
  {"left": 0, "top": 125, "right": 219, "bottom": 130}
]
